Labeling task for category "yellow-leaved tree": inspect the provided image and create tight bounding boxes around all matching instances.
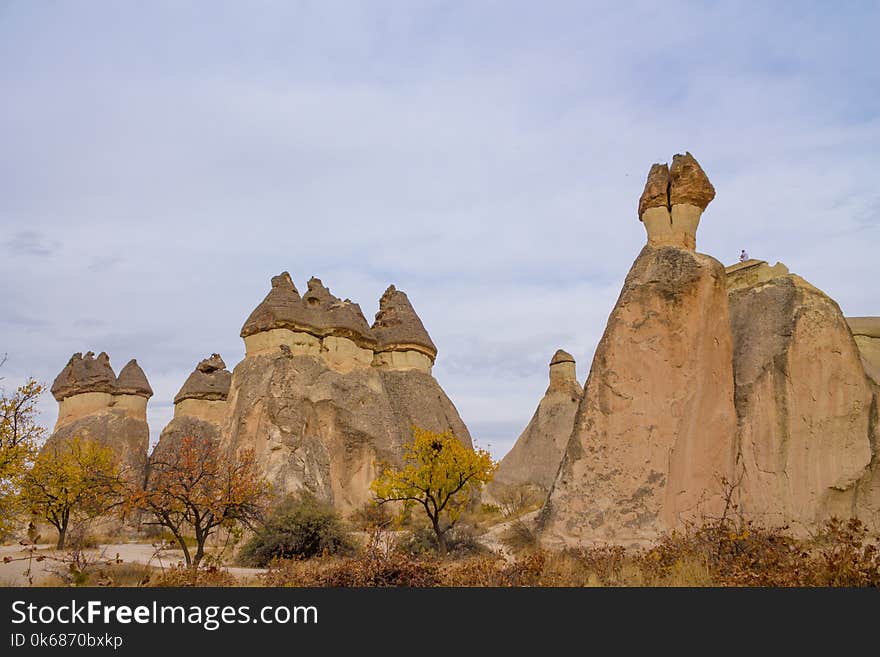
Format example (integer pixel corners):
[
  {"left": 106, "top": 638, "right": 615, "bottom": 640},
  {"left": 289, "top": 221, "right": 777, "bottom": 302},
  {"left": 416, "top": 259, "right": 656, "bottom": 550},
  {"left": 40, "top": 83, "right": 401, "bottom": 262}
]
[
  {"left": 21, "top": 436, "right": 124, "bottom": 549},
  {"left": 371, "top": 427, "right": 496, "bottom": 555},
  {"left": 0, "top": 378, "right": 46, "bottom": 540}
]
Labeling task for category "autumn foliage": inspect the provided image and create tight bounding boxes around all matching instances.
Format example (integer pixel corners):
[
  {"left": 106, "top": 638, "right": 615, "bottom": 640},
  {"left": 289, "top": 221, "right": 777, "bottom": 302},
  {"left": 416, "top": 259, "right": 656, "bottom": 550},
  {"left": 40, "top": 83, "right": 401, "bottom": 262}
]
[
  {"left": 371, "top": 427, "right": 496, "bottom": 555},
  {"left": 132, "top": 436, "right": 271, "bottom": 568},
  {"left": 20, "top": 436, "right": 123, "bottom": 549}
]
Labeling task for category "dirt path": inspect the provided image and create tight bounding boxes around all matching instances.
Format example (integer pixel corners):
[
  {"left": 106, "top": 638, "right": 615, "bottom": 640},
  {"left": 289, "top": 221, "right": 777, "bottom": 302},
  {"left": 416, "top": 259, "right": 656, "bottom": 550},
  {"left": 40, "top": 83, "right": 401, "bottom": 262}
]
[{"left": 0, "top": 543, "right": 263, "bottom": 586}]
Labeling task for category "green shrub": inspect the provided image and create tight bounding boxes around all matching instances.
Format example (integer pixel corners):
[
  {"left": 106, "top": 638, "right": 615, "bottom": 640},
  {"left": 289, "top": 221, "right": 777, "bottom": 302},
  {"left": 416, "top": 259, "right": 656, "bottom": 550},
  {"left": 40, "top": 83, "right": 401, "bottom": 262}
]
[{"left": 238, "top": 492, "right": 353, "bottom": 567}]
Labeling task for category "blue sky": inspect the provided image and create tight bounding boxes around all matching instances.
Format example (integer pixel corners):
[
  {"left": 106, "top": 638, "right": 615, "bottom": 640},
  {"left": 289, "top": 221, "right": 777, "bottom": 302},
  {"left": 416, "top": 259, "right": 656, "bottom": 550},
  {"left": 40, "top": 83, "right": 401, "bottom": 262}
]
[{"left": 1, "top": 1, "right": 878, "bottom": 457}]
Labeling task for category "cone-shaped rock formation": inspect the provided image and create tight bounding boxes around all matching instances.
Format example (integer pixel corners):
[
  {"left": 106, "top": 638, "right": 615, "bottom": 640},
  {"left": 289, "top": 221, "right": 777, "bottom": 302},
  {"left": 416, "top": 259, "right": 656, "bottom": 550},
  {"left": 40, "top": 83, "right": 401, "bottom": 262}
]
[{"left": 489, "top": 349, "right": 583, "bottom": 502}]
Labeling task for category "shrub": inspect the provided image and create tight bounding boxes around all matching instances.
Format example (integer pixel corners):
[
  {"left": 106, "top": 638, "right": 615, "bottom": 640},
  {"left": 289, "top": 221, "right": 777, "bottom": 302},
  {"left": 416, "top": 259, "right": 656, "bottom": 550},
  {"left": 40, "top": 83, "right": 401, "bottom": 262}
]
[
  {"left": 348, "top": 501, "right": 393, "bottom": 532},
  {"left": 238, "top": 492, "right": 353, "bottom": 567},
  {"left": 262, "top": 552, "right": 440, "bottom": 587},
  {"left": 396, "top": 524, "right": 485, "bottom": 558}
]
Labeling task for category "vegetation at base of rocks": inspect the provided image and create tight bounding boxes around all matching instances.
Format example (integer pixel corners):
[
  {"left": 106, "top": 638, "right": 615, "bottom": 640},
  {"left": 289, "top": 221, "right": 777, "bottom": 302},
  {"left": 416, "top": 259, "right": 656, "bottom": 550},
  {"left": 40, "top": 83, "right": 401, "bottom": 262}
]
[
  {"left": 20, "top": 436, "right": 124, "bottom": 550},
  {"left": 258, "top": 516, "right": 880, "bottom": 587},
  {"left": 371, "top": 427, "right": 497, "bottom": 555},
  {"left": 0, "top": 378, "right": 45, "bottom": 541},
  {"left": 238, "top": 492, "right": 354, "bottom": 567},
  {"left": 395, "top": 524, "right": 486, "bottom": 558},
  {"left": 129, "top": 436, "right": 271, "bottom": 569}
]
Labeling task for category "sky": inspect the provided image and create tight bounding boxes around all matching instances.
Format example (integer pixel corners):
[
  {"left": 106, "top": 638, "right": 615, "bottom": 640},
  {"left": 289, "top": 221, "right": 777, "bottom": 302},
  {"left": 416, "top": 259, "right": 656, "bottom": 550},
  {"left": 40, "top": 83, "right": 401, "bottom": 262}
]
[{"left": 1, "top": 1, "right": 878, "bottom": 459}]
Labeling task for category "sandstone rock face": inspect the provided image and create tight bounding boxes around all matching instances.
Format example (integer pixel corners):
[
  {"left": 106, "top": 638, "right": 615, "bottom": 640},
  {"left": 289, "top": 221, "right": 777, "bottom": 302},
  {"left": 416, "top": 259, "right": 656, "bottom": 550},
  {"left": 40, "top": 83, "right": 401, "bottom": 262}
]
[
  {"left": 847, "top": 317, "right": 880, "bottom": 385},
  {"left": 490, "top": 350, "right": 583, "bottom": 500},
  {"left": 539, "top": 245, "right": 738, "bottom": 546},
  {"left": 854, "top": 382, "right": 880, "bottom": 531},
  {"left": 725, "top": 259, "right": 790, "bottom": 293},
  {"left": 156, "top": 355, "right": 233, "bottom": 455},
  {"left": 45, "top": 353, "right": 152, "bottom": 481},
  {"left": 221, "top": 274, "right": 472, "bottom": 512},
  {"left": 729, "top": 272, "right": 874, "bottom": 531}
]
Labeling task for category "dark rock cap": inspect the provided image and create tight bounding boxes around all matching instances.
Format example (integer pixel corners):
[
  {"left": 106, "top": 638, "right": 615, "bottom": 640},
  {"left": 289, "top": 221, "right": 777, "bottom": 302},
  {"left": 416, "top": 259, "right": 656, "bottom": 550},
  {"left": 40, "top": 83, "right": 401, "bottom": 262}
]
[
  {"left": 115, "top": 359, "right": 153, "bottom": 398},
  {"left": 372, "top": 285, "right": 437, "bottom": 359},
  {"left": 173, "top": 354, "right": 232, "bottom": 404},
  {"left": 301, "top": 277, "right": 376, "bottom": 347},
  {"left": 669, "top": 152, "right": 715, "bottom": 210},
  {"left": 51, "top": 351, "right": 117, "bottom": 401},
  {"left": 638, "top": 163, "right": 670, "bottom": 220},
  {"left": 550, "top": 349, "right": 575, "bottom": 366},
  {"left": 240, "top": 272, "right": 376, "bottom": 348}
]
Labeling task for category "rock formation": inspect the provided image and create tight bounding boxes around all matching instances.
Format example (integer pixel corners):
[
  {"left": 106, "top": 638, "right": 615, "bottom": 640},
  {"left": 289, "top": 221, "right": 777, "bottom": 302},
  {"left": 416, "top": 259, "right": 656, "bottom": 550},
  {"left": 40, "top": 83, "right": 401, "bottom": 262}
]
[
  {"left": 847, "top": 317, "right": 880, "bottom": 385},
  {"left": 540, "top": 153, "right": 738, "bottom": 546},
  {"left": 489, "top": 350, "right": 582, "bottom": 501},
  {"left": 727, "top": 265, "right": 874, "bottom": 531},
  {"left": 637, "top": 152, "right": 715, "bottom": 251},
  {"left": 46, "top": 352, "right": 151, "bottom": 479},
  {"left": 154, "top": 354, "right": 232, "bottom": 456},
  {"left": 221, "top": 274, "right": 471, "bottom": 512}
]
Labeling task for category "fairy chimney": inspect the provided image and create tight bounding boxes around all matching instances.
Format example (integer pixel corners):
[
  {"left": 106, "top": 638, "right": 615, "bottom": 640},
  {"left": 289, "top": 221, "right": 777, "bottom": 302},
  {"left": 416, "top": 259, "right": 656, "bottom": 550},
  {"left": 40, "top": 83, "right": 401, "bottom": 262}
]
[
  {"left": 637, "top": 152, "right": 715, "bottom": 250},
  {"left": 50, "top": 351, "right": 118, "bottom": 428},
  {"left": 173, "top": 353, "right": 232, "bottom": 424},
  {"left": 371, "top": 285, "right": 437, "bottom": 372},
  {"left": 240, "top": 272, "right": 376, "bottom": 371}
]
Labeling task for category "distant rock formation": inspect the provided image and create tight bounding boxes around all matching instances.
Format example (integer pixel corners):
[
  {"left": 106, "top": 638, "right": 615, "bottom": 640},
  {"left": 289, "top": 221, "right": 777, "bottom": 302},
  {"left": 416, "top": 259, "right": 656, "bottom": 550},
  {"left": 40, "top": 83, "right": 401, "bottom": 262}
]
[
  {"left": 540, "top": 153, "right": 739, "bottom": 546},
  {"left": 154, "top": 354, "right": 232, "bottom": 456},
  {"left": 847, "top": 317, "right": 880, "bottom": 385},
  {"left": 45, "top": 352, "right": 152, "bottom": 480},
  {"left": 728, "top": 265, "right": 874, "bottom": 531},
  {"left": 489, "top": 350, "right": 582, "bottom": 501},
  {"left": 220, "top": 274, "right": 471, "bottom": 512}
]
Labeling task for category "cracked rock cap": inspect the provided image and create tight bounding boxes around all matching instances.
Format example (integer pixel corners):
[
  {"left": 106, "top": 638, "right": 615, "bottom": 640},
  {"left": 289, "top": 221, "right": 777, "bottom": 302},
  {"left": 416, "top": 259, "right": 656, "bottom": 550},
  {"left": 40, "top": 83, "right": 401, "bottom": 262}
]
[
  {"left": 174, "top": 354, "right": 232, "bottom": 404},
  {"left": 51, "top": 351, "right": 117, "bottom": 401},
  {"left": 115, "top": 359, "right": 153, "bottom": 398},
  {"left": 550, "top": 349, "right": 575, "bottom": 366},
  {"left": 638, "top": 153, "right": 715, "bottom": 219},
  {"left": 638, "top": 163, "right": 670, "bottom": 219},
  {"left": 371, "top": 285, "right": 437, "bottom": 359},
  {"left": 669, "top": 152, "right": 715, "bottom": 209}
]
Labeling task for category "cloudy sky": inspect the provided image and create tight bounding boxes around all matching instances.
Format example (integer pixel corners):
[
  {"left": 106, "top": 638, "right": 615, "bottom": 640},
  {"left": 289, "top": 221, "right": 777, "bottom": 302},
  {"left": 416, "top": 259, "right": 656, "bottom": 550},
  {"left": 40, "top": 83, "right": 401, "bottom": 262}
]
[{"left": 1, "top": 1, "right": 878, "bottom": 458}]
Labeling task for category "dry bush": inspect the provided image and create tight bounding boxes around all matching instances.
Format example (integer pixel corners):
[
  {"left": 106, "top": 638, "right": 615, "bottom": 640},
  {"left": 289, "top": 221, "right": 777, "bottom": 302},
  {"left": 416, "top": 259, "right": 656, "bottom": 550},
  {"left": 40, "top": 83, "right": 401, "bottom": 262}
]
[
  {"left": 501, "top": 519, "right": 538, "bottom": 552},
  {"left": 494, "top": 484, "right": 545, "bottom": 519},
  {"left": 261, "top": 551, "right": 440, "bottom": 587},
  {"left": 149, "top": 564, "right": 238, "bottom": 587}
]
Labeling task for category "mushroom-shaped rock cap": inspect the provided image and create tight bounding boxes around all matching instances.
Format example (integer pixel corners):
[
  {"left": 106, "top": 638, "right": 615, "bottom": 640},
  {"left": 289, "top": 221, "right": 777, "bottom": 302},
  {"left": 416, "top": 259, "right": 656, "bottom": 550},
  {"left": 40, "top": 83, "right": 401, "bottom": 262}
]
[
  {"left": 638, "top": 153, "right": 715, "bottom": 219},
  {"left": 638, "top": 163, "right": 670, "bottom": 219},
  {"left": 241, "top": 272, "right": 376, "bottom": 348},
  {"left": 301, "top": 277, "right": 376, "bottom": 347},
  {"left": 51, "top": 351, "right": 117, "bottom": 401},
  {"left": 371, "top": 285, "right": 437, "bottom": 359},
  {"left": 240, "top": 271, "right": 312, "bottom": 337},
  {"left": 669, "top": 152, "right": 715, "bottom": 210},
  {"left": 550, "top": 349, "right": 575, "bottom": 366},
  {"left": 115, "top": 359, "right": 153, "bottom": 398},
  {"left": 173, "top": 354, "right": 232, "bottom": 404}
]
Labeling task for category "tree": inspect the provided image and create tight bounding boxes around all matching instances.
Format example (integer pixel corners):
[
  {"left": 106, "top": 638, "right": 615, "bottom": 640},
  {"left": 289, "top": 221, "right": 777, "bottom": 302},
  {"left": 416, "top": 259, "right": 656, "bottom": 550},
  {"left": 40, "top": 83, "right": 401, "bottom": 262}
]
[
  {"left": 0, "top": 378, "right": 46, "bottom": 539},
  {"left": 21, "top": 436, "right": 124, "bottom": 549},
  {"left": 371, "top": 427, "right": 496, "bottom": 555},
  {"left": 133, "top": 436, "right": 271, "bottom": 569}
]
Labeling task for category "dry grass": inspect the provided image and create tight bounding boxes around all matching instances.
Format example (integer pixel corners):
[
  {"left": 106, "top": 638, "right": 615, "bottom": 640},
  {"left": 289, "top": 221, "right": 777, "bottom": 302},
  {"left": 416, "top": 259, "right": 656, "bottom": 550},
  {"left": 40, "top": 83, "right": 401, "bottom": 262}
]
[{"left": 258, "top": 517, "right": 880, "bottom": 587}]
